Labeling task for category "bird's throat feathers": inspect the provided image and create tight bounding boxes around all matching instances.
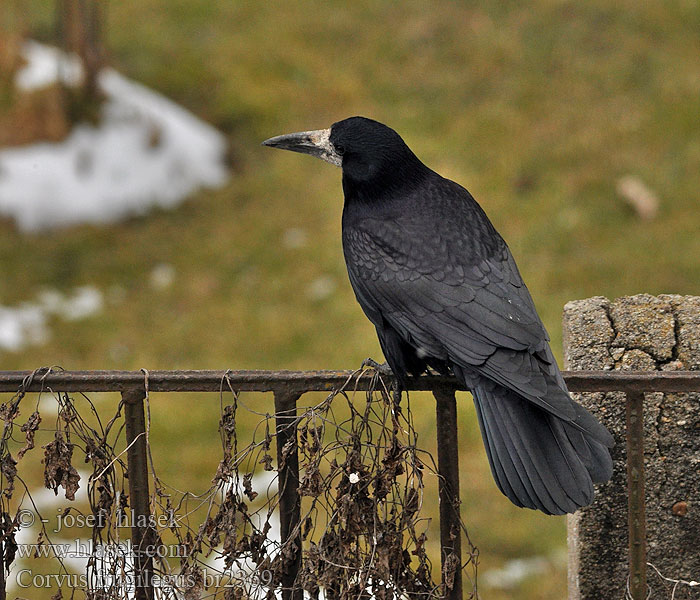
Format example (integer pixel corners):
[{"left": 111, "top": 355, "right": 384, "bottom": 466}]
[{"left": 341, "top": 147, "right": 431, "bottom": 205}]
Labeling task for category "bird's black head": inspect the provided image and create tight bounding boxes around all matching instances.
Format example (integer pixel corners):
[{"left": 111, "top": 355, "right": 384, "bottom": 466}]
[
  {"left": 329, "top": 117, "right": 424, "bottom": 185},
  {"left": 263, "top": 116, "right": 429, "bottom": 195}
]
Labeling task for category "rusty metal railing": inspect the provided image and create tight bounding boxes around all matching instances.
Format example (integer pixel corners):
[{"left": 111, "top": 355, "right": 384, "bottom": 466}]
[{"left": 1, "top": 368, "right": 699, "bottom": 600}]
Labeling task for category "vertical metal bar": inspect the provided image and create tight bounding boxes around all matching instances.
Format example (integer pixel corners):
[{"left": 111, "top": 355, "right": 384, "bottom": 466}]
[
  {"left": 433, "top": 387, "right": 463, "bottom": 600},
  {"left": 123, "top": 388, "right": 155, "bottom": 600},
  {"left": 0, "top": 518, "right": 5, "bottom": 600},
  {"left": 626, "top": 391, "right": 647, "bottom": 600},
  {"left": 274, "top": 390, "right": 303, "bottom": 600}
]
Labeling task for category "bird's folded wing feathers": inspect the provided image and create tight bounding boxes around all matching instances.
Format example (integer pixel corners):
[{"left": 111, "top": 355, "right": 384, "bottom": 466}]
[{"left": 344, "top": 219, "right": 579, "bottom": 421}]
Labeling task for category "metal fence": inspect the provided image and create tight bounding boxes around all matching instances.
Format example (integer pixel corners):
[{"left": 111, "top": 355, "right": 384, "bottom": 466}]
[{"left": 0, "top": 368, "right": 698, "bottom": 600}]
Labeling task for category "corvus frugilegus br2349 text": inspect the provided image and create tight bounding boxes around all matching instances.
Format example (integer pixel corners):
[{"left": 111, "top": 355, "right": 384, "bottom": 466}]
[{"left": 263, "top": 116, "right": 613, "bottom": 515}]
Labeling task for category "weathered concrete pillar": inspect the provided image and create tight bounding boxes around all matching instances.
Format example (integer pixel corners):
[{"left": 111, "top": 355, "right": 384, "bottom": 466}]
[{"left": 562, "top": 294, "right": 700, "bottom": 600}]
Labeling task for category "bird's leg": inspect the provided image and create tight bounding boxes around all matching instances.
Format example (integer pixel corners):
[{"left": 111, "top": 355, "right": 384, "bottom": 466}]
[
  {"left": 361, "top": 357, "right": 403, "bottom": 409},
  {"left": 392, "top": 386, "right": 402, "bottom": 409}
]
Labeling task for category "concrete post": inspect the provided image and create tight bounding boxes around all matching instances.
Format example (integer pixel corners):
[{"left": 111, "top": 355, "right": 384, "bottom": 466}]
[{"left": 562, "top": 294, "right": 700, "bottom": 600}]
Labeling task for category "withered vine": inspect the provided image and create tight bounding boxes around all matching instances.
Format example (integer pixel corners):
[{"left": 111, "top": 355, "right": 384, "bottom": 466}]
[{"left": 0, "top": 367, "right": 478, "bottom": 599}]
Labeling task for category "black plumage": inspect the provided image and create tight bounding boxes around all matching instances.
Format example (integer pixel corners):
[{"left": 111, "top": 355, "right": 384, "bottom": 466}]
[{"left": 263, "top": 116, "right": 613, "bottom": 514}]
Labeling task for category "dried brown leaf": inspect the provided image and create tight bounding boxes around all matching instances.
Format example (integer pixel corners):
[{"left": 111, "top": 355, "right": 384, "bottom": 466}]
[
  {"left": 1, "top": 453, "right": 17, "bottom": 499},
  {"left": 18, "top": 411, "right": 41, "bottom": 459},
  {"left": 42, "top": 432, "right": 81, "bottom": 500},
  {"left": 242, "top": 472, "right": 258, "bottom": 501}
]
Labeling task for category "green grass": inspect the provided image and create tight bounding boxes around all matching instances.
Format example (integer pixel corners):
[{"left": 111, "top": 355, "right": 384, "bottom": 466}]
[{"left": 2, "top": 1, "right": 700, "bottom": 598}]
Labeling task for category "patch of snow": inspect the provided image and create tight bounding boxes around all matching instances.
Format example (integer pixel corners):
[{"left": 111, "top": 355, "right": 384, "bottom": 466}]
[
  {"left": 202, "top": 471, "right": 281, "bottom": 598},
  {"left": 8, "top": 470, "right": 92, "bottom": 593},
  {"left": 24, "top": 469, "right": 91, "bottom": 511},
  {"left": 482, "top": 549, "right": 566, "bottom": 590},
  {"left": 0, "top": 304, "right": 48, "bottom": 351},
  {"left": 149, "top": 263, "right": 176, "bottom": 290},
  {"left": 0, "top": 40, "right": 229, "bottom": 231},
  {"left": 0, "top": 285, "right": 103, "bottom": 353},
  {"left": 482, "top": 556, "right": 550, "bottom": 589},
  {"left": 14, "top": 41, "right": 83, "bottom": 91},
  {"left": 62, "top": 286, "right": 103, "bottom": 320},
  {"left": 307, "top": 274, "right": 336, "bottom": 301},
  {"left": 37, "top": 285, "right": 103, "bottom": 321}
]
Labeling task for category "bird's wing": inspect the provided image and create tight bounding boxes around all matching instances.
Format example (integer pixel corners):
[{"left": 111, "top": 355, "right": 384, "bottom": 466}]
[{"left": 344, "top": 216, "right": 577, "bottom": 420}]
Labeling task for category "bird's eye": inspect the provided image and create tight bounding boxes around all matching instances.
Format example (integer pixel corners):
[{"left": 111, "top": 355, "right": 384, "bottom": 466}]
[{"left": 335, "top": 144, "right": 346, "bottom": 156}]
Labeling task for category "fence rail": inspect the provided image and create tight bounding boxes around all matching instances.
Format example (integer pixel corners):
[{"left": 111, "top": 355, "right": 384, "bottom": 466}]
[
  {"left": 1, "top": 368, "right": 699, "bottom": 393},
  {"left": 1, "top": 368, "right": 699, "bottom": 600}
]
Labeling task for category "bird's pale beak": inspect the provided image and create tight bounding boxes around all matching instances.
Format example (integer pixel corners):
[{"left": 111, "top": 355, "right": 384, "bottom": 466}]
[{"left": 262, "top": 128, "right": 342, "bottom": 167}]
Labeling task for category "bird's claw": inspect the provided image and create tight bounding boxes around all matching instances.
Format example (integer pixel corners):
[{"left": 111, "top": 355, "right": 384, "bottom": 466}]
[{"left": 361, "top": 358, "right": 394, "bottom": 378}]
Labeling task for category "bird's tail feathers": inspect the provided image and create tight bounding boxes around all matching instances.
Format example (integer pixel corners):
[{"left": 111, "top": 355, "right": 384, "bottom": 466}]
[{"left": 462, "top": 371, "right": 612, "bottom": 515}]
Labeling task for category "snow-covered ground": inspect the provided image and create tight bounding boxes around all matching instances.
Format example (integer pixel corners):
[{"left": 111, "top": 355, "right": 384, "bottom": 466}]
[
  {"left": 481, "top": 549, "right": 567, "bottom": 590},
  {"left": 9, "top": 471, "right": 280, "bottom": 598},
  {"left": 0, "top": 41, "right": 229, "bottom": 231},
  {"left": 0, "top": 286, "right": 103, "bottom": 352},
  {"left": 0, "top": 261, "right": 179, "bottom": 355}
]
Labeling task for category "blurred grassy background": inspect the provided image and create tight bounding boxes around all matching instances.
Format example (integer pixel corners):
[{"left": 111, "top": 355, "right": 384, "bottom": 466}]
[{"left": 2, "top": 1, "right": 699, "bottom": 598}]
